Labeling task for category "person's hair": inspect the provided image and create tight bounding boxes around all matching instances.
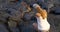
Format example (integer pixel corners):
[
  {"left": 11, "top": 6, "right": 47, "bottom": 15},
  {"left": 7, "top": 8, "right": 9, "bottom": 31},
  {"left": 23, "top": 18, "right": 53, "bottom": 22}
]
[{"left": 33, "top": 4, "right": 47, "bottom": 19}]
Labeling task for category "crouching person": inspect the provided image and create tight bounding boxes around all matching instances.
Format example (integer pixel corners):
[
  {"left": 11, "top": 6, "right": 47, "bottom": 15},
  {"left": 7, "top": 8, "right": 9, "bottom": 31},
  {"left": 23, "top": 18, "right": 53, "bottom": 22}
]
[{"left": 33, "top": 4, "right": 50, "bottom": 32}]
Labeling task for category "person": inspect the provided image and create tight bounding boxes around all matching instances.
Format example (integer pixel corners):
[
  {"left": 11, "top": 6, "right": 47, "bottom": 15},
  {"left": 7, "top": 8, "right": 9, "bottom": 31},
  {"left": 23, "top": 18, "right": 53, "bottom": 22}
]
[{"left": 33, "top": 4, "right": 50, "bottom": 32}]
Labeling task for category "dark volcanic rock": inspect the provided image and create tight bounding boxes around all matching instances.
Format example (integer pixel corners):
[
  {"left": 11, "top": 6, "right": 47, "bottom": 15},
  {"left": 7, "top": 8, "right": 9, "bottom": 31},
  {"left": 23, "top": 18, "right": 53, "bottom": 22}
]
[
  {"left": 0, "top": 0, "right": 60, "bottom": 32},
  {"left": 0, "top": 23, "right": 9, "bottom": 32},
  {"left": 19, "top": 21, "right": 36, "bottom": 32}
]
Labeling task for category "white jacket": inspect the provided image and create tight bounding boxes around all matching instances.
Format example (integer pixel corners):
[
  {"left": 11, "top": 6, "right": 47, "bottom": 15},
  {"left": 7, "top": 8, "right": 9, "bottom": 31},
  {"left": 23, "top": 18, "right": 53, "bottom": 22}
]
[{"left": 36, "top": 16, "right": 50, "bottom": 31}]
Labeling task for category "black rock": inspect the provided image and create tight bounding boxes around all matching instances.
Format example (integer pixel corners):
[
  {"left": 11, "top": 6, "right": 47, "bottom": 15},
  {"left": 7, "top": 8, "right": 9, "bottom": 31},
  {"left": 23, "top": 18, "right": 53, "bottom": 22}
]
[{"left": 0, "top": 23, "right": 9, "bottom": 32}]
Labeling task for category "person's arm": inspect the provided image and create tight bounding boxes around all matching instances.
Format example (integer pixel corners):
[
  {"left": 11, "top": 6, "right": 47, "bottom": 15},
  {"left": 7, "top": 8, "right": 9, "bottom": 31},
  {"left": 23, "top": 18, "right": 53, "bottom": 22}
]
[{"left": 33, "top": 4, "right": 47, "bottom": 19}]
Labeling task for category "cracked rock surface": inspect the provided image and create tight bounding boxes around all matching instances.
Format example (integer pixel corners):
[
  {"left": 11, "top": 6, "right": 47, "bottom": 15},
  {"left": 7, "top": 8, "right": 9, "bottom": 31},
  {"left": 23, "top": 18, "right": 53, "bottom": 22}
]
[{"left": 0, "top": 0, "right": 60, "bottom": 32}]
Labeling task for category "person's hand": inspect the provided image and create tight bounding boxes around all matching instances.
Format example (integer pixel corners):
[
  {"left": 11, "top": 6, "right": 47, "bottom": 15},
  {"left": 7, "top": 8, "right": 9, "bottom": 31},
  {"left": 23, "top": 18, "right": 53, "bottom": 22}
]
[
  {"left": 35, "top": 13, "right": 41, "bottom": 17},
  {"left": 33, "top": 23, "right": 38, "bottom": 31}
]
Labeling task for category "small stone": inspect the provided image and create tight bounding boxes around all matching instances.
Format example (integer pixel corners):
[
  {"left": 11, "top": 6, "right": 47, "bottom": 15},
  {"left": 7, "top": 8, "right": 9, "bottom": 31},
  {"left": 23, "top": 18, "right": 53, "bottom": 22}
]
[{"left": 8, "top": 21, "right": 17, "bottom": 28}]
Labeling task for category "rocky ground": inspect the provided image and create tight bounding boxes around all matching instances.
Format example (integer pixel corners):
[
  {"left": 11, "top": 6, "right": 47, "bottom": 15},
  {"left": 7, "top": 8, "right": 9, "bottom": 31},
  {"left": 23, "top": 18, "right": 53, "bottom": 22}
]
[
  {"left": 48, "top": 14, "right": 60, "bottom": 32},
  {"left": 0, "top": 0, "right": 60, "bottom": 32}
]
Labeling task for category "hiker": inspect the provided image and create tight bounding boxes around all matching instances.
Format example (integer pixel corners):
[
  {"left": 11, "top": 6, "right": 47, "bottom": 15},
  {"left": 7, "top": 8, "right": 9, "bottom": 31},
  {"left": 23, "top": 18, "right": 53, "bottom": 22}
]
[{"left": 33, "top": 4, "right": 50, "bottom": 32}]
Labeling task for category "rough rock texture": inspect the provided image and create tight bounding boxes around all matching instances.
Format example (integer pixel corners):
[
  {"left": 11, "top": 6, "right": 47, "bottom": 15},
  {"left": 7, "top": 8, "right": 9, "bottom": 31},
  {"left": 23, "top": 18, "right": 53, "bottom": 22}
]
[{"left": 0, "top": 0, "right": 60, "bottom": 32}]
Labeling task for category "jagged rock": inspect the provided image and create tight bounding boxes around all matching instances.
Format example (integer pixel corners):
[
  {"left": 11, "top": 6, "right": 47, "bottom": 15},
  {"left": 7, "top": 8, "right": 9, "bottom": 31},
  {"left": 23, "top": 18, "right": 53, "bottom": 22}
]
[
  {"left": 9, "top": 27, "right": 20, "bottom": 32},
  {"left": 0, "top": 0, "right": 60, "bottom": 32},
  {"left": 47, "top": 14, "right": 60, "bottom": 32},
  {"left": 8, "top": 21, "right": 20, "bottom": 32},
  {"left": 0, "top": 23, "right": 9, "bottom": 32},
  {"left": 8, "top": 21, "right": 17, "bottom": 27},
  {"left": 8, "top": 0, "right": 17, "bottom": 2},
  {"left": 23, "top": 0, "right": 38, "bottom": 5},
  {"left": 20, "top": 1, "right": 31, "bottom": 12},
  {"left": 23, "top": 12, "right": 33, "bottom": 21},
  {"left": 0, "top": 11, "right": 9, "bottom": 23},
  {"left": 19, "top": 21, "right": 36, "bottom": 32}
]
